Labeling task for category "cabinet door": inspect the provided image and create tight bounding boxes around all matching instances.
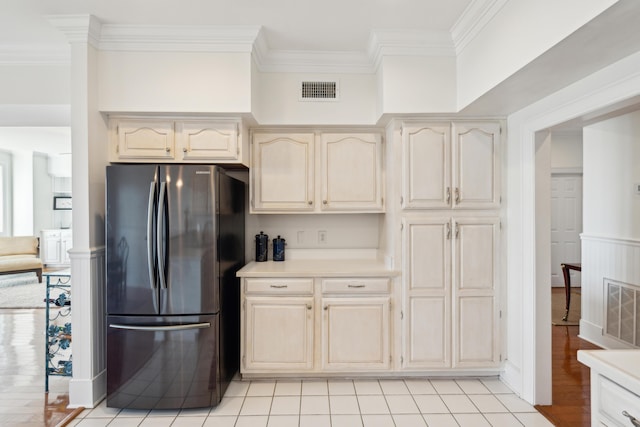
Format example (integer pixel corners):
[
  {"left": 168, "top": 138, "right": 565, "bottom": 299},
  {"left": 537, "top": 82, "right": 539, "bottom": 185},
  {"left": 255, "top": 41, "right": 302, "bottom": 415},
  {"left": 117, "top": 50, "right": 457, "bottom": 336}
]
[
  {"left": 41, "top": 231, "right": 62, "bottom": 265},
  {"left": 176, "top": 120, "right": 238, "bottom": 161},
  {"left": 251, "top": 133, "right": 315, "bottom": 212},
  {"left": 61, "top": 231, "right": 72, "bottom": 265},
  {"left": 244, "top": 297, "right": 314, "bottom": 371},
  {"left": 114, "top": 120, "right": 175, "bottom": 160},
  {"left": 453, "top": 217, "right": 500, "bottom": 367},
  {"left": 320, "top": 133, "right": 383, "bottom": 212},
  {"left": 452, "top": 122, "right": 501, "bottom": 209},
  {"left": 402, "top": 218, "right": 451, "bottom": 368},
  {"left": 402, "top": 124, "right": 451, "bottom": 209},
  {"left": 321, "top": 297, "right": 390, "bottom": 370}
]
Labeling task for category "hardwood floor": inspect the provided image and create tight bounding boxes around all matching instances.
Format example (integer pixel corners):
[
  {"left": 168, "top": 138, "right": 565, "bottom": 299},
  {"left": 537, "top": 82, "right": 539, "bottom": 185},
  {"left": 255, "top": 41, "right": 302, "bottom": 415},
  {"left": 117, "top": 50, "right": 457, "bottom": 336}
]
[
  {"left": 536, "top": 290, "right": 602, "bottom": 427},
  {"left": 0, "top": 308, "right": 80, "bottom": 426}
]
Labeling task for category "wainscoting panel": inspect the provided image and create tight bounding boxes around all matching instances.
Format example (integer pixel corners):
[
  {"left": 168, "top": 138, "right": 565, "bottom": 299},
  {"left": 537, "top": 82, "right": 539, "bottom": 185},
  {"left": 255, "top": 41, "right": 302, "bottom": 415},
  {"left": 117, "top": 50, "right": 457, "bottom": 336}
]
[
  {"left": 581, "top": 235, "right": 640, "bottom": 348},
  {"left": 68, "top": 246, "right": 106, "bottom": 408}
]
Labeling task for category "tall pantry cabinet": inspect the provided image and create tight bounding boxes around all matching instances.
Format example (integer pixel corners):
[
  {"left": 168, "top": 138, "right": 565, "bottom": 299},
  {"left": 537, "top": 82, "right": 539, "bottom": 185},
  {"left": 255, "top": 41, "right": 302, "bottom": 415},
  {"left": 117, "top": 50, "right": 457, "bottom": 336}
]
[{"left": 399, "top": 121, "right": 502, "bottom": 370}]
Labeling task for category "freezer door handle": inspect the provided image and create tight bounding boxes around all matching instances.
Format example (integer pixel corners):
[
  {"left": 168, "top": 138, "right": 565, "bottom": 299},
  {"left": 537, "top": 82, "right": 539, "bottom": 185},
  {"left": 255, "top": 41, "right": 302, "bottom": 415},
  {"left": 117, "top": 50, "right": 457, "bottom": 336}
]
[
  {"left": 146, "top": 181, "right": 157, "bottom": 290},
  {"left": 157, "top": 181, "right": 168, "bottom": 290},
  {"left": 109, "top": 322, "right": 211, "bottom": 331}
]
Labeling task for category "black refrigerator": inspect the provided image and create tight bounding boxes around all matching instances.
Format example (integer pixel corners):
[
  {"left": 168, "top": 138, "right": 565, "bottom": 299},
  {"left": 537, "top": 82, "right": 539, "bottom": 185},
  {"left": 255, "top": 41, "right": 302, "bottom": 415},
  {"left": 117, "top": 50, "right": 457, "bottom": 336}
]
[{"left": 105, "top": 164, "right": 245, "bottom": 409}]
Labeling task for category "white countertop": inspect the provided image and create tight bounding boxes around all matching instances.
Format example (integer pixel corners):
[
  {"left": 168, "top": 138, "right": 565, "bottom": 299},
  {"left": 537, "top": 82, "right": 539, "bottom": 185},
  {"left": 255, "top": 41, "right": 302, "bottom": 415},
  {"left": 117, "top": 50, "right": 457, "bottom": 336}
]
[
  {"left": 578, "top": 349, "right": 640, "bottom": 394},
  {"left": 237, "top": 259, "right": 399, "bottom": 278}
]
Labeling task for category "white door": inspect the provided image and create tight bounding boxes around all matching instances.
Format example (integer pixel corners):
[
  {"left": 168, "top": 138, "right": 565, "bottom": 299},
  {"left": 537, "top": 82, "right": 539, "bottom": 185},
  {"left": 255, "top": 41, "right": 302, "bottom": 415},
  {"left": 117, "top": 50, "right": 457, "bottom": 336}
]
[{"left": 550, "top": 174, "right": 583, "bottom": 286}]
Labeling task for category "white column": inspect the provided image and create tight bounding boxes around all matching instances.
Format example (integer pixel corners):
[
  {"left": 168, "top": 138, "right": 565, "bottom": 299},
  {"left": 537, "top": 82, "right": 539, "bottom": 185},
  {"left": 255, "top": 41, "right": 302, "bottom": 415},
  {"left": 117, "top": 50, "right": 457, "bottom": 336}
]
[{"left": 49, "top": 15, "right": 107, "bottom": 408}]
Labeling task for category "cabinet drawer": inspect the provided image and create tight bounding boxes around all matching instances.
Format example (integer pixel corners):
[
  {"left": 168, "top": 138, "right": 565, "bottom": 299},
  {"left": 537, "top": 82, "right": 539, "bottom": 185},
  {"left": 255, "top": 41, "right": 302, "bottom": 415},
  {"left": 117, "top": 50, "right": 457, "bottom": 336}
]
[
  {"left": 322, "top": 278, "right": 389, "bottom": 294},
  {"left": 599, "top": 376, "right": 640, "bottom": 426},
  {"left": 245, "top": 278, "right": 314, "bottom": 295}
]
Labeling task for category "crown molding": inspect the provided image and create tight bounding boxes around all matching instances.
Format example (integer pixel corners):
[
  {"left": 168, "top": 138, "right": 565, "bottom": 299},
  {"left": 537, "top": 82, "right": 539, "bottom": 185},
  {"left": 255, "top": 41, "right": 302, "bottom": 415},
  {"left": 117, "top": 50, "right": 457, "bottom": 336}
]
[
  {"left": 0, "top": 44, "right": 70, "bottom": 65},
  {"left": 41, "top": 17, "right": 458, "bottom": 74},
  {"left": 252, "top": 29, "right": 373, "bottom": 73},
  {"left": 99, "top": 24, "right": 261, "bottom": 52},
  {"left": 450, "top": 0, "right": 509, "bottom": 55},
  {"left": 48, "top": 15, "right": 102, "bottom": 48},
  {"left": 368, "top": 29, "right": 455, "bottom": 71}
]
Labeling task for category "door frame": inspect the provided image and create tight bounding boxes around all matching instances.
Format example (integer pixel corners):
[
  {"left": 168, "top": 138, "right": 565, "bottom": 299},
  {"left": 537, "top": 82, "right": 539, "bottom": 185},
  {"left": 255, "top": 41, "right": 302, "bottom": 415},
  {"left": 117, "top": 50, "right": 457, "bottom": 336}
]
[{"left": 504, "top": 51, "right": 640, "bottom": 405}]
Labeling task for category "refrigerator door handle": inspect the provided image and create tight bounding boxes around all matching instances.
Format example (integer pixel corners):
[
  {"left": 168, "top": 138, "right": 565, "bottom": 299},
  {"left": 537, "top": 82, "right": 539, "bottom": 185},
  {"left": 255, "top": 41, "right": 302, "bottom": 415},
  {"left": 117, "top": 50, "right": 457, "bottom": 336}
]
[
  {"left": 146, "top": 181, "right": 157, "bottom": 290},
  {"left": 157, "top": 181, "right": 168, "bottom": 290},
  {"left": 109, "top": 322, "right": 211, "bottom": 331}
]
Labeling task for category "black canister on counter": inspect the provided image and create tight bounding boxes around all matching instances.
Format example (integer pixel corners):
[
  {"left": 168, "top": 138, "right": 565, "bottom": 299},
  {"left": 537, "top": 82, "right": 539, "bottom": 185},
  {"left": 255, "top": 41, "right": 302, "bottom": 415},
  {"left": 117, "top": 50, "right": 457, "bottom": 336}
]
[
  {"left": 255, "top": 231, "right": 269, "bottom": 262},
  {"left": 273, "top": 235, "right": 286, "bottom": 261}
]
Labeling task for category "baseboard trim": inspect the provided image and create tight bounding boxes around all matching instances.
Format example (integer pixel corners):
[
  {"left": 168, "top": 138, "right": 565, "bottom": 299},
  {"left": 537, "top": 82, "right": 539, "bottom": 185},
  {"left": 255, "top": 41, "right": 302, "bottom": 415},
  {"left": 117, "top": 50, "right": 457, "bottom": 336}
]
[{"left": 68, "top": 369, "right": 106, "bottom": 409}]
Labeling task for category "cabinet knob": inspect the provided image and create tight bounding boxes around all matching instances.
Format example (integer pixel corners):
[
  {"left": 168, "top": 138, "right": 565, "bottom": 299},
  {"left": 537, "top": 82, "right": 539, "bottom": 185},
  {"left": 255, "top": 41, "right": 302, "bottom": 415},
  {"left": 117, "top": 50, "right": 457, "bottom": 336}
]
[
  {"left": 183, "top": 147, "right": 188, "bottom": 152},
  {"left": 323, "top": 200, "right": 328, "bottom": 205},
  {"left": 306, "top": 304, "right": 312, "bottom": 310},
  {"left": 166, "top": 147, "right": 171, "bottom": 153},
  {"left": 455, "top": 188, "right": 460, "bottom": 204},
  {"left": 324, "top": 306, "right": 328, "bottom": 311},
  {"left": 308, "top": 201, "right": 313, "bottom": 205}
]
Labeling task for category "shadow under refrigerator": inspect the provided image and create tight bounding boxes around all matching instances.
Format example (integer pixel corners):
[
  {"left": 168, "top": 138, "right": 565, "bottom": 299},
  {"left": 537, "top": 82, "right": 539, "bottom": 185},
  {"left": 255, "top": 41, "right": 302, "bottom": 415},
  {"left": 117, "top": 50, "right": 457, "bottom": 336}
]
[{"left": 105, "top": 164, "right": 245, "bottom": 409}]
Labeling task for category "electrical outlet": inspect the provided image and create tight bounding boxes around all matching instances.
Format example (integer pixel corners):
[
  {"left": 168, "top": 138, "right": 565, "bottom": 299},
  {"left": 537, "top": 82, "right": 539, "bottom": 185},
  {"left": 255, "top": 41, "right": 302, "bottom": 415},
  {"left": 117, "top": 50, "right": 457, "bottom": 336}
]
[
  {"left": 297, "top": 230, "right": 305, "bottom": 244},
  {"left": 318, "top": 230, "right": 327, "bottom": 244}
]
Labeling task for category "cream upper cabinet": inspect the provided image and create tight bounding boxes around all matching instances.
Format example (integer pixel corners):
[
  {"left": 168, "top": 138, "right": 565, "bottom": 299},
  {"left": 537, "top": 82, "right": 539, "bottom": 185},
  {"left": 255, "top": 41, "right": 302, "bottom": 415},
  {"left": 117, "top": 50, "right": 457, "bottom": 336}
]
[
  {"left": 402, "top": 216, "right": 500, "bottom": 370},
  {"left": 402, "top": 124, "right": 451, "bottom": 209},
  {"left": 320, "top": 133, "right": 383, "bottom": 212},
  {"left": 251, "top": 131, "right": 384, "bottom": 213},
  {"left": 402, "top": 122, "right": 501, "bottom": 210},
  {"left": 176, "top": 120, "right": 238, "bottom": 161},
  {"left": 109, "top": 117, "right": 246, "bottom": 165},
  {"left": 112, "top": 119, "right": 175, "bottom": 161},
  {"left": 251, "top": 133, "right": 315, "bottom": 212}
]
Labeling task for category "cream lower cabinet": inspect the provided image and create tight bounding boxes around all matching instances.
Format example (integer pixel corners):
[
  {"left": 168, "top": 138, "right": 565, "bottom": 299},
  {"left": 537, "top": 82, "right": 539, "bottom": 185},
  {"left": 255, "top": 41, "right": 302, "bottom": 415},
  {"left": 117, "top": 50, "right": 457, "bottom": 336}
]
[
  {"left": 240, "top": 275, "right": 392, "bottom": 376},
  {"left": 244, "top": 296, "right": 314, "bottom": 372},
  {"left": 403, "top": 217, "right": 500, "bottom": 370},
  {"left": 242, "top": 278, "right": 314, "bottom": 373},
  {"left": 321, "top": 278, "right": 391, "bottom": 371}
]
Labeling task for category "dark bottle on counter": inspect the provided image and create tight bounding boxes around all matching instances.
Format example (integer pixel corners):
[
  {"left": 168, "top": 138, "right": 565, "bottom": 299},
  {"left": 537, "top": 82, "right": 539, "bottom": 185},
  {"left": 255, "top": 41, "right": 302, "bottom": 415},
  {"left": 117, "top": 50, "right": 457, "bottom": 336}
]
[
  {"left": 273, "top": 235, "right": 285, "bottom": 261},
  {"left": 255, "top": 231, "right": 269, "bottom": 262}
]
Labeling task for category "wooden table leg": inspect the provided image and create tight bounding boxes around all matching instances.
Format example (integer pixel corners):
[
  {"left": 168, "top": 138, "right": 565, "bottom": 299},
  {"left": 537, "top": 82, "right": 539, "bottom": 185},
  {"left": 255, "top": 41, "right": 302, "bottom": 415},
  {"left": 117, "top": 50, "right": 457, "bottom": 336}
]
[{"left": 561, "top": 263, "right": 571, "bottom": 321}]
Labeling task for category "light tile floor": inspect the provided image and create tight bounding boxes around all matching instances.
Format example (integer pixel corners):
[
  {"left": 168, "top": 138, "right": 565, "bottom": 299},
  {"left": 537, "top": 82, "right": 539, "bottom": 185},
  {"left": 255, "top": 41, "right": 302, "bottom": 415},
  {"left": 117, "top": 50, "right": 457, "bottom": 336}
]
[{"left": 68, "top": 377, "right": 554, "bottom": 427}]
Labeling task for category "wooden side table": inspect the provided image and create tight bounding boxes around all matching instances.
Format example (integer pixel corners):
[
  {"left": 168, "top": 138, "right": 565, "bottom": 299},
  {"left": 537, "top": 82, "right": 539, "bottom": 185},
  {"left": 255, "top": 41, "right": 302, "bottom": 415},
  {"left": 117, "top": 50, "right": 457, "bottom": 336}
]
[{"left": 561, "top": 262, "right": 581, "bottom": 321}]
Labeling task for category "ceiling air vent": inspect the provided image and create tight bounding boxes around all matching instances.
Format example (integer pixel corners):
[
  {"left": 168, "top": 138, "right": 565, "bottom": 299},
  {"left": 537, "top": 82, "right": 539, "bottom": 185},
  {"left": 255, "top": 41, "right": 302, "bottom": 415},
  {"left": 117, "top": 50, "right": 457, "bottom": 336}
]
[{"left": 299, "top": 80, "right": 339, "bottom": 102}]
